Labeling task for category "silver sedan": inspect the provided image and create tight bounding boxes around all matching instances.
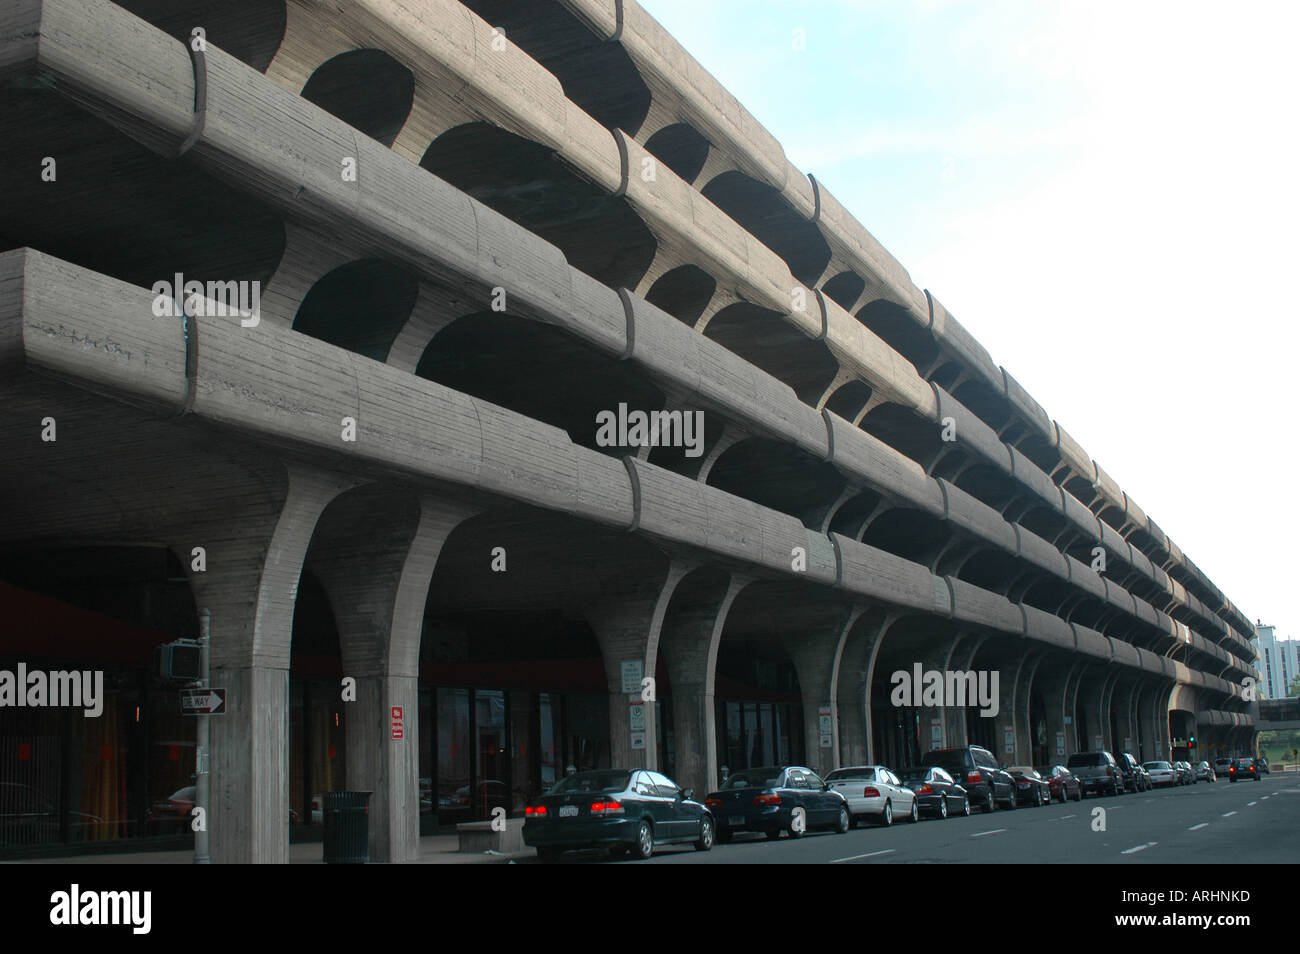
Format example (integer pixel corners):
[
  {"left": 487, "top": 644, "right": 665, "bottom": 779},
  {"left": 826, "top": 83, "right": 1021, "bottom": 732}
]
[{"left": 825, "top": 765, "right": 918, "bottom": 827}]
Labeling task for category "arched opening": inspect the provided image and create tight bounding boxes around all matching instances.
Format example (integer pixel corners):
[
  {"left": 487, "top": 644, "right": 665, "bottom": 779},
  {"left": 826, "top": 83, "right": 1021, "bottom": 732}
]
[
  {"left": 856, "top": 299, "right": 938, "bottom": 371},
  {"left": 0, "top": 85, "right": 285, "bottom": 293},
  {"left": 645, "top": 265, "right": 717, "bottom": 326},
  {"left": 300, "top": 49, "right": 414, "bottom": 147},
  {"left": 458, "top": 0, "right": 652, "bottom": 133},
  {"left": 704, "top": 302, "right": 839, "bottom": 404},
  {"left": 706, "top": 438, "right": 847, "bottom": 528},
  {"left": 416, "top": 312, "right": 664, "bottom": 453},
  {"left": 292, "top": 259, "right": 419, "bottom": 361},
  {"left": 822, "top": 271, "right": 866, "bottom": 312},
  {"left": 702, "top": 171, "right": 831, "bottom": 286},
  {"left": 421, "top": 123, "right": 657, "bottom": 289},
  {"left": 644, "top": 123, "right": 711, "bottom": 183}
]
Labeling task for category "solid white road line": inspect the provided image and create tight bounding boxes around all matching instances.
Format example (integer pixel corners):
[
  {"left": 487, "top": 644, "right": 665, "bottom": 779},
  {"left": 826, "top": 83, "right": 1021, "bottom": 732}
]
[
  {"left": 1188, "top": 823, "right": 1209, "bottom": 830},
  {"left": 1222, "top": 811, "right": 1237, "bottom": 817},
  {"left": 830, "top": 849, "right": 895, "bottom": 864},
  {"left": 971, "top": 828, "right": 1006, "bottom": 838},
  {"left": 1121, "top": 842, "right": 1157, "bottom": 855}
]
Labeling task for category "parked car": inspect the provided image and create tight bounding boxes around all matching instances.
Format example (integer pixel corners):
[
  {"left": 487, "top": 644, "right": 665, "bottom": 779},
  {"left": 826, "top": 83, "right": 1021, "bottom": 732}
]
[
  {"left": 705, "top": 765, "right": 849, "bottom": 842},
  {"left": 1194, "top": 760, "right": 1216, "bottom": 783},
  {"left": 824, "top": 765, "right": 917, "bottom": 827},
  {"left": 1039, "top": 765, "right": 1083, "bottom": 802},
  {"left": 1174, "top": 761, "right": 1194, "bottom": 785},
  {"left": 1142, "top": 760, "right": 1176, "bottom": 787},
  {"left": 1067, "top": 750, "right": 1124, "bottom": 796},
  {"left": 1257, "top": 756, "right": 1270, "bottom": 774},
  {"left": 1007, "top": 766, "right": 1053, "bottom": 806},
  {"left": 1227, "top": 758, "right": 1259, "bottom": 782},
  {"left": 919, "top": 745, "right": 1015, "bottom": 813},
  {"left": 0, "top": 782, "right": 102, "bottom": 846},
  {"left": 897, "top": 765, "right": 970, "bottom": 819},
  {"left": 1119, "top": 753, "right": 1151, "bottom": 793},
  {"left": 1213, "top": 757, "right": 1233, "bottom": 777},
  {"left": 524, "top": 768, "right": 714, "bottom": 861}
]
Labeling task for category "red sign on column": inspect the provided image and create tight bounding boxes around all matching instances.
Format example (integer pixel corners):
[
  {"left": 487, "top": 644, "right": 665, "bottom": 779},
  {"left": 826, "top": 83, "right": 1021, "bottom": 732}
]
[{"left": 391, "top": 705, "right": 404, "bottom": 740}]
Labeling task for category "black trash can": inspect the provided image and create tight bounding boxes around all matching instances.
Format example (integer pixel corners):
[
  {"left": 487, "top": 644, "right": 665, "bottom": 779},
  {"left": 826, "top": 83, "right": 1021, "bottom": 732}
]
[{"left": 321, "top": 790, "right": 372, "bottom": 864}]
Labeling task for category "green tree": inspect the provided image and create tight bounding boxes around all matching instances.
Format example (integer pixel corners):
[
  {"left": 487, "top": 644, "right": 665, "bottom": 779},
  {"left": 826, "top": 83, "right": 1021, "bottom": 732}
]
[{"left": 1289, "top": 674, "right": 1300, "bottom": 697}]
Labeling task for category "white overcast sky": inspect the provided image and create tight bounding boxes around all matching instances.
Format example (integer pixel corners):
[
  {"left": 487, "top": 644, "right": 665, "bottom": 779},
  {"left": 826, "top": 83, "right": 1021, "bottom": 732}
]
[{"left": 641, "top": 0, "right": 1300, "bottom": 641}]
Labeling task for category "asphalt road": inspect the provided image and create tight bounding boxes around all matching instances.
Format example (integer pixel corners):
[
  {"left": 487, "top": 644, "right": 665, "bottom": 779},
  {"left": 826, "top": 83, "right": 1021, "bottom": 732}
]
[{"left": 525, "top": 773, "right": 1300, "bottom": 864}]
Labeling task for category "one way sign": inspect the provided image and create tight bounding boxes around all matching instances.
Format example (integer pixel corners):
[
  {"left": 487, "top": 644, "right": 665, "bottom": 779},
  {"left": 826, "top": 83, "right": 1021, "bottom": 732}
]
[{"left": 181, "top": 688, "right": 227, "bottom": 715}]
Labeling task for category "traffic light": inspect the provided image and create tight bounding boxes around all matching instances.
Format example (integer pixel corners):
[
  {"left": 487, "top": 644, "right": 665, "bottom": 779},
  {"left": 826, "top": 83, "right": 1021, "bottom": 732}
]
[
  {"left": 156, "top": 639, "right": 202, "bottom": 681},
  {"left": 1189, "top": 734, "right": 1196, "bottom": 747}
]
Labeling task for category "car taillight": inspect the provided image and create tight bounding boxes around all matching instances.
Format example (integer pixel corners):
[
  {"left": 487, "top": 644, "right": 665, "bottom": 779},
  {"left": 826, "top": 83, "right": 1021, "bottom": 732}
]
[
  {"left": 525, "top": 805, "right": 547, "bottom": 817},
  {"left": 1229, "top": 766, "right": 1235, "bottom": 772},
  {"left": 862, "top": 787, "right": 880, "bottom": 798},
  {"left": 753, "top": 792, "right": 781, "bottom": 806},
  {"left": 918, "top": 784, "right": 934, "bottom": 795},
  {"left": 590, "top": 800, "right": 624, "bottom": 815},
  {"left": 966, "top": 771, "right": 982, "bottom": 784},
  {"left": 705, "top": 797, "right": 723, "bottom": 810}
]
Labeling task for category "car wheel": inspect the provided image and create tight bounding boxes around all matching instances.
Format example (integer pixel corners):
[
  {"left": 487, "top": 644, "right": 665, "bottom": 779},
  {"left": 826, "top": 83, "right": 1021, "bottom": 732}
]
[
  {"left": 908, "top": 798, "right": 919, "bottom": 823},
  {"left": 961, "top": 795, "right": 971, "bottom": 817},
  {"left": 835, "top": 806, "right": 850, "bottom": 834},
  {"left": 938, "top": 797, "right": 949, "bottom": 820},
  {"left": 694, "top": 816, "right": 714, "bottom": 851},
  {"left": 787, "top": 814, "right": 805, "bottom": 839},
  {"left": 633, "top": 820, "right": 654, "bottom": 860},
  {"left": 1005, "top": 787, "right": 1017, "bottom": 810},
  {"left": 984, "top": 790, "right": 995, "bottom": 814},
  {"left": 1075, "top": 787, "right": 1083, "bottom": 801},
  {"left": 880, "top": 800, "right": 893, "bottom": 827}
]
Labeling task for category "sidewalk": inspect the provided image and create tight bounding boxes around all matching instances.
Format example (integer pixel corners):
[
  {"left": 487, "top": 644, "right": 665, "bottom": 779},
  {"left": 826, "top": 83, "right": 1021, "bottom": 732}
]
[{"left": 12, "top": 834, "right": 532, "bottom": 864}]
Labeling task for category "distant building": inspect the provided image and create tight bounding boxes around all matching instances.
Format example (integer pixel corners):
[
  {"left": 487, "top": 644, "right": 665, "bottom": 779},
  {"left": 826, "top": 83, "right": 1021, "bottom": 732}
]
[{"left": 1255, "top": 623, "right": 1300, "bottom": 698}]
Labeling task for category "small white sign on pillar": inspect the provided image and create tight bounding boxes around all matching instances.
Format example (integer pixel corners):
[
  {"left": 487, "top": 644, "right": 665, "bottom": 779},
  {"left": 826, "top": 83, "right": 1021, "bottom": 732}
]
[
  {"left": 1095, "top": 735, "right": 1104, "bottom": 750},
  {"left": 620, "top": 660, "right": 643, "bottom": 695},
  {"left": 1004, "top": 727, "right": 1015, "bottom": 754},
  {"left": 1056, "top": 732, "right": 1065, "bottom": 756},
  {"left": 931, "top": 718, "right": 943, "bottom": 748}
]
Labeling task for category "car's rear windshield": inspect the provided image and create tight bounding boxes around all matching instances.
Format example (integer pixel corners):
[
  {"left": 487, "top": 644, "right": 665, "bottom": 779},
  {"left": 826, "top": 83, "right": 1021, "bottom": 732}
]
[
  {"left": 1143, "top": 762, "right": 1170, "bottom": 770},
  {"left": 721, "top": 767, "right": 783, "bottom": 790},
  {"left": 921, "top": 752, "right": 968, "bottom": 774},
  {"left": 826, "top": 767, "right": 877, "bottom": 782},
  {"left": 547, "top": 771, "right": 631, "bottom": 794},
  {"left": 1067, "top": 753, "right": 1105, "bottom": 767}
]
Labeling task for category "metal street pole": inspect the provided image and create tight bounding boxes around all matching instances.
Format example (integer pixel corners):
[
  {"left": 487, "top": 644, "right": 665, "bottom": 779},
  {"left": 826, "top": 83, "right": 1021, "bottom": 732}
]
[{"left": 194, "top": 608, "right": 211, "bottom": 864}]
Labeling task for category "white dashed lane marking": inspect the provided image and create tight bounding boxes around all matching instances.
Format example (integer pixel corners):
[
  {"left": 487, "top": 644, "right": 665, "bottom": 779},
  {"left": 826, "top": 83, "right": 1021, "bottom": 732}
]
[
  {"left": 830, "top": 849, "right": 895, "bottom": 864},
  {"left": 1189, "top": 823, "right": 1208, "bottom": 830},
  {"left": 1121, "top": 842, "right": 1157, "bottom": 855},
  {"left": 971, "top": 828, "right": 1006, "bottom": 838},
  {"left": 1222, "top": 811, "right": 1237, "bottom": 817}
]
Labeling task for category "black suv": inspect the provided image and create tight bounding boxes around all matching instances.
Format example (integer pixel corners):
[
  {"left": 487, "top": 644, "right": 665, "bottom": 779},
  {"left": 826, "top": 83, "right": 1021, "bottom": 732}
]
[
  {"left": 1118, "top": 752, "right": 1150, "bottom": 793},
  {"left": 1066, "top": 750, "right": 1124, "bottom": 796},
  {"left": 919, "top": 745, "right": 1015, "bottom": 813}
]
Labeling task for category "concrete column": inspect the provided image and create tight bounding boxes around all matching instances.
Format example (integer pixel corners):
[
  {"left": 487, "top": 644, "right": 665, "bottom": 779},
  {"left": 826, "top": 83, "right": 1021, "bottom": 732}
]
[
  {"left": 836, "top": 613, "right": 894, "bottom": 765},
  {"left": 182, "top": 464, "right": 352, "bottom": 863},
  {"left": 1075, "top": 667, "right": 1107, "bottom": 751},
  {"left": 783, "top": 608, "right": 861, "bottom": 778},
  {"left": 1014, "top": 654, "right": 1043, "bottom": 762},
  {"left": 660, "top": 573, "right": 747, "bottom": 797},
  {"left": 1035, "top": 660, "right": 1079, "bottom": 764},
  {"left": 997, "top": 652, "right": 1027, "bottom": 765},
  {"left": 588, "top": 563, "right": 691, "bottom": 770},
  {"left": 306, "top": 489, "right": 477, "bottom": 862}
]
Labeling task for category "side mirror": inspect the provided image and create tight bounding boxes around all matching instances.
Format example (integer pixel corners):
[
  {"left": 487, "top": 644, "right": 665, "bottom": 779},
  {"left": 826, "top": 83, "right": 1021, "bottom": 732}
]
[{"left": 681, "top": 789, "right": 692, "bottom": 801}]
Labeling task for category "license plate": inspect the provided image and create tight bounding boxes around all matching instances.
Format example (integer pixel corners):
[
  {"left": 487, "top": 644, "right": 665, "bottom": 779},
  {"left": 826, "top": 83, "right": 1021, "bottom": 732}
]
[
  {"left": 558, "top": 805, "right": 579, "bottom": 817},
  {"left": 728, "top": 815, "right": 744, "bottom": 826}
]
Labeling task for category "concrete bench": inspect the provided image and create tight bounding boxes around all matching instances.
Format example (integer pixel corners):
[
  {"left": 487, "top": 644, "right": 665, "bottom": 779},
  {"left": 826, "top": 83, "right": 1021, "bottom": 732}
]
[{"left": 456, "top": 817, "right": 525, "bottom": 854}]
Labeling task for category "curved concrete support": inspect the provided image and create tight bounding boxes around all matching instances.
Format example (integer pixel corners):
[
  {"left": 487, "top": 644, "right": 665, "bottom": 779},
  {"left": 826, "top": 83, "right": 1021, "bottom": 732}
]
[{"left": 306, "top": 489, "right": 478, "bottom": 862}]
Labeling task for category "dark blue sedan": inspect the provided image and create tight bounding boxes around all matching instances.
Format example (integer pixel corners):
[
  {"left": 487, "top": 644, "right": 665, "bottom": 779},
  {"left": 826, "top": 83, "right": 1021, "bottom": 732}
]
[{"left": 704, "top": 765, "right": 850, "bottom": 842}]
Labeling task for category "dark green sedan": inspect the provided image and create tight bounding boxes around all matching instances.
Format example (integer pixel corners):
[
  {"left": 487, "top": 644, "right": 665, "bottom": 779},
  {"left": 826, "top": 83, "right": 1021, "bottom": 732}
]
[{"left": 523, "top": 768, "right": 715, "bottom": 861}]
